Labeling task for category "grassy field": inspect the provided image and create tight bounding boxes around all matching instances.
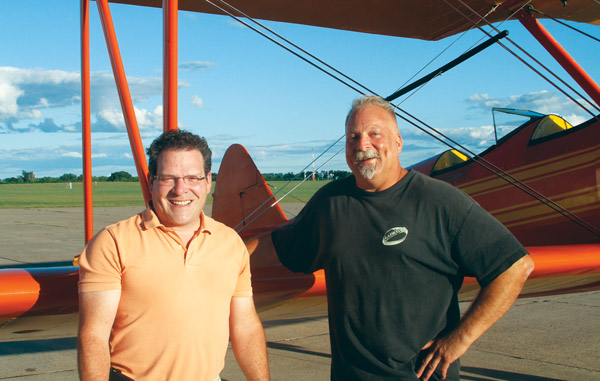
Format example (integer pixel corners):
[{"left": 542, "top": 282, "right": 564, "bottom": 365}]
[{"left": 0, "top": 180, "right": 328, "bottom": 208}]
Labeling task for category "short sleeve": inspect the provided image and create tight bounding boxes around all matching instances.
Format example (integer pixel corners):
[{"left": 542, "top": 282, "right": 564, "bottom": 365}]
[
  {"left": 452, "top": 203, "right": 529, "bottom": 287},
  {"left": 78, "top": 227, "right": 123, "bottom": 293},
  {"left": 233, "top": 244, "right": 253, "bottom": 298},
  {"left": 272, "top": 202, "right": 322, "bottom": 274}
]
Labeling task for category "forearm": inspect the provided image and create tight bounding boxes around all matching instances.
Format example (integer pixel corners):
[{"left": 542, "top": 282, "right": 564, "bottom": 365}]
[
  {"left": 456, "top": 254, "right": 534, "bottom": 346},
  {"left": 417, "top": 255, "right": 534, "bottom": 380},
  {"left": 77, "top": 289, "right": 120, "bottom": 381},
  {"left": 77, "top": 333, "right": 111, "bottom": 381},
  {"left": 231, "top": 319, "right": 270, "bottom": 380}
]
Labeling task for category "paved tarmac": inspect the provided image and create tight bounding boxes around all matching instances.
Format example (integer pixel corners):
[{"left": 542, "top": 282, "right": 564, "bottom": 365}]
[{"left": 1, "top": 207, "right": 599, "bottom": 380}]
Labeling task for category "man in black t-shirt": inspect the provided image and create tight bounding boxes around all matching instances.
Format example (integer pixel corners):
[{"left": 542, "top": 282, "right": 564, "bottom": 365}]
[{"left": 249, "top": 96, "right": 534, "bottom": 380}]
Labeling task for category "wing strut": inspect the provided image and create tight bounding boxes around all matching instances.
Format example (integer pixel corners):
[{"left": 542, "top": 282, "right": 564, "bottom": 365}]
[
  {"left": 385, "top": 30, "right": 508, "bottom": 102},
  {"left": 81, "top": 0, "right": 93, "bottom": 243},
  {"left": 516, "top": 8, "right": 600, "bottom": 108},
  {"left": 96, "top": 0, "right": 151, "bottom": 205},
  {"left": 164, "top": 0, "right": 178, "bottom": 132}
]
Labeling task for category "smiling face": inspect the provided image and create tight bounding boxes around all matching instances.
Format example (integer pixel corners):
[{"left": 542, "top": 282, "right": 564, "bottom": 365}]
[
  {"left": 149, "top": 148, "right": 212, "bottom": 234},
  {"left": 345, "top": 104, "right": 404, "bottom": 191}
]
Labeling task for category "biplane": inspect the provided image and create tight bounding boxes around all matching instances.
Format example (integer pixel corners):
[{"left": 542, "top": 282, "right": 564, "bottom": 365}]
[{"left": 1, "top": 0, "right": 599, "bottom": 343}]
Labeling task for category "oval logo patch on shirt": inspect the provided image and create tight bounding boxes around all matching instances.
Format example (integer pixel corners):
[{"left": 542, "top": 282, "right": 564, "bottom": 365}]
[{"left": 382, "top": 227, "right": 408, "bottom": 246}]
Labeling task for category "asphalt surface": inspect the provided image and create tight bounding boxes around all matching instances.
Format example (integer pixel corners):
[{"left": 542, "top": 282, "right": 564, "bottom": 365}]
[{"left": 1, "top": 207, "right": 599, "bottom": 380}]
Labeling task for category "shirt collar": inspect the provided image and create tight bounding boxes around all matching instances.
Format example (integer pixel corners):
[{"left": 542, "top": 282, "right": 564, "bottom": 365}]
[{"left": 141, "top": 208, "right": 213, "bottom": 234}]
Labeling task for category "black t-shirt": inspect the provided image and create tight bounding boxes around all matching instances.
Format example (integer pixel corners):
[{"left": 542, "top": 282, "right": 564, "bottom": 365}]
[{"left": 272, "top": 170, "right": 528, "bottom": 380}]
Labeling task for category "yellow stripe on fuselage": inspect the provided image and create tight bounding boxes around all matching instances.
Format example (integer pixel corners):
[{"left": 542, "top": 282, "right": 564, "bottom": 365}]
[
  {"left": 458, "top": 145, "right": 598, "bottom": 197},
  {"left": 453, "top": 145, "right": 599, "bottom": 227}
]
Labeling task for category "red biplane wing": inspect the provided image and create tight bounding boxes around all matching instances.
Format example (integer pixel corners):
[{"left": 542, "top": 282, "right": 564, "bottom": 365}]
[
  {"left": 0, "top": 267, "right": 79, "bottom": 342},
  {"left": 107, "top": 0, "right": 600, "bottom": 40}
]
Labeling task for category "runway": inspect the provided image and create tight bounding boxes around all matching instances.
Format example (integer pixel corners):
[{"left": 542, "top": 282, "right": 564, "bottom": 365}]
[{"left": 1, "top": 207, "right": 599, "bottom": 380}]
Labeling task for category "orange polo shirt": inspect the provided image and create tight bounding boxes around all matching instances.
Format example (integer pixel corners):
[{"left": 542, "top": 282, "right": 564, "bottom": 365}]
[{"left": 78, "top": 209, "right": 252, "bottom": 380}]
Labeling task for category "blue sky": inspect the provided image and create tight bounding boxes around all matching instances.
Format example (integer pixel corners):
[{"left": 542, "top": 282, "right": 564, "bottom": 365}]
[{"left": 1, "top": 1, "right": 598, "bottom": 179}]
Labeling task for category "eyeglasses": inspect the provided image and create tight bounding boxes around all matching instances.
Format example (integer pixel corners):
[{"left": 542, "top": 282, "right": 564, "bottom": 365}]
[{"left": 153, "top": 175, "right": 206, "bottom": 186}]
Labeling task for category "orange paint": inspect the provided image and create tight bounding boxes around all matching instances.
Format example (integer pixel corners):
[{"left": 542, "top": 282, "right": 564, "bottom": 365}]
[{"left": 0, "top": 270, "right": 40, "bottom": 318}]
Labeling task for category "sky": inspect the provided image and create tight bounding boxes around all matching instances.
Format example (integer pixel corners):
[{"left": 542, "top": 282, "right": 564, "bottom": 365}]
[{"left": 1, "top": 1, "right": 598, "bottom": 180}]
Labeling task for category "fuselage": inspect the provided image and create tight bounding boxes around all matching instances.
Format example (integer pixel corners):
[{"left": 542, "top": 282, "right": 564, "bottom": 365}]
[{"left": 410, "top": 113, "right": 600, "bottom": 246}]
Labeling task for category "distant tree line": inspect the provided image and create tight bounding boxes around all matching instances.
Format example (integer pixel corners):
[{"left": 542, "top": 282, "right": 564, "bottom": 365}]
[
  {"left": 1, "top": 169, "right": 352, "bottom": 184},
  {"left": 261, "top": 170, "right": 351, "bottom": 181},
  {"left": 0, "top": 170, "right": 139, "bottom": 184}
]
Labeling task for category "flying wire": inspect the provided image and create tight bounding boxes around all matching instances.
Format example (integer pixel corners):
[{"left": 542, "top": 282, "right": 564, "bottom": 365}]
[
  {"left": 229, "top": 135, "right": 344, "bottom": 232},
  {"left": 527, "top": 6, "right": 600, "bottom": 43},
  {"left": 205, "top": 0, "right": 376, "bottom": 96},
  {"left": 391, "top": 3, "right": 502, "bottom": 106},
  {"left": 205, "top": 0, "right": 600, "bottom": 238},
  {"left": 233, "top": 143, "right": 345, "bottom": 233},
  {"left": 447, "top": 0, "right": 600, "bottom": 116}
]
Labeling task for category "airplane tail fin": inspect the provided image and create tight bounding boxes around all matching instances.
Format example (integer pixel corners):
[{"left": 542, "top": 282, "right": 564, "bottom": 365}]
[{"left": 212, "top": 144, "right": 288, "bottom": 238}]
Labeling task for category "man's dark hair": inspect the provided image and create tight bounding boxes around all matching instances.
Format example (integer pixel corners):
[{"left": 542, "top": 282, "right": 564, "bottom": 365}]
[{"left": 146, "top": 129, "right": 212, "bottom": 176}]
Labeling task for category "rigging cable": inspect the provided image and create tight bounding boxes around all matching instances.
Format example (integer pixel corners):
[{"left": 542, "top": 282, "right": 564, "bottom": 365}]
[
  {"left": 234, "top": 144, "right": 345, "bottom": 233},
  {"left": 411, "top": 0, "right": 600, "bottom": 237},
  {"left": 231, "top": 137, "right": 345, "bottom": 233},
  {"left": 447, "top": 0, "right": 600, "bottom": 116},
  {"left": 427, "top": 0, "right": 600, "bottom": 237},
  {"left": 391, "top": 4, "right": 502, "bottom": 105},
  {"left": 527, "top": 6, "right": 600, "bottom": 43},
  {"left": 204, "top": 0, "right": 600, "bottom": 238},
  {"left": 205, "top": 0, "right": 376, "bottom": 97},
  {"left": 391, "top": 102, "right": 600, "bottom": 239},
  {"left": 385, "top": 31, "right": 509, "bottom": 102}
]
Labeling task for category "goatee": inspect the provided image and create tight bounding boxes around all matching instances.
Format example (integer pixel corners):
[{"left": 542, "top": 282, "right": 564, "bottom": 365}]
[{"left": 354, "top": 150, "right": 379, "bottom": 180}]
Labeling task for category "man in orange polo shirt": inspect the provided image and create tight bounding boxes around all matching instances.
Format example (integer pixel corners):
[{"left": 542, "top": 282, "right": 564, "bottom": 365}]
[{"left": 78, "top": 130, "right": 269, "bottom": 381}]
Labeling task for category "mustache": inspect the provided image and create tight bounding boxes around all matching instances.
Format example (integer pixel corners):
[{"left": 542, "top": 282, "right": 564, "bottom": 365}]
[{"left": 354, "top": 150, "right": 380, "bottom": 162}]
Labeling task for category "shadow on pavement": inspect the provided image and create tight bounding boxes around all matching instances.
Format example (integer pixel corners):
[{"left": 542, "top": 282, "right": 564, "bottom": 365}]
[{"left": 461, "top": 366, "right": 563, "bottom": 381}]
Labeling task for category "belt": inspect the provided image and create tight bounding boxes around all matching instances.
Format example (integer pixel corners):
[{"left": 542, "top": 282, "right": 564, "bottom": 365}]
[{"left": 110, "top": 368, "right": 134, "bottom": 381}]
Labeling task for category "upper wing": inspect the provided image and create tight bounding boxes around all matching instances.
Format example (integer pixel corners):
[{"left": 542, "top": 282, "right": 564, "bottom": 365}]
[{"left": 108, "top": 0, "right": 600, "bottom": 40}]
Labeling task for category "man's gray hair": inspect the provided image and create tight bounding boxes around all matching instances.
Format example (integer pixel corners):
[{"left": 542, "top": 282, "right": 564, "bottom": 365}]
[{"left": 345, "top": 95, "right": 396, "bottom": 126}]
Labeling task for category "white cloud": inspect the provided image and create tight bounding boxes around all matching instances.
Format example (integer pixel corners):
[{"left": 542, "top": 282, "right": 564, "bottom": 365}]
[
  {"left": 179, "top": 61, "right": 216, "bottom": 71},
  {"left": 467, "top": 90, "right": 589, "bottom": 122},
  {"left": 467, "top": 93, "right": 503, "bottom": 109},
  {"left": 562, "top": 113, "right": 587, "bottom": 125},
  {"left": 0, "top": 67, "right": 200, "bottom": 136},
  {"left": 90, "top": 71, "right": 162, "bottom": 113},
  {"left": 226, "top": 19, "right": 246, "bottom": 28},
  {"left": 38, "top": 98, "right": 49, "bottom": 107},
  {"left": 134, "top": 106, "right": 162, "bottom": 130},
  {"left": 255, "top": 150, "right": 268, "bottom": 160},
  {"left": 97, "top": 108, "right": 125, "bottom": 128},
  {"left": 0, "top": 135, "right": 151, "bottom": 178},
  {"left": 190, "top": 95, "right": 203, "bottom": 108},
  {"left": 26, "top": 109, "right": 43, "bottom": 119},
  {"left": 0, "top": 67, "right": 80, "bottom": 119},
  {"left": 61, "top": 151, "right": 82, "bottom": 158},
  {"left": 0, "top": 80, "right": 23, "bottom": 117},
  {"left": 94, "top": 105, "right": 163, "bottom": 132},
  {"left": 444, "top": 125, "right": 495, "bottom": 142}
]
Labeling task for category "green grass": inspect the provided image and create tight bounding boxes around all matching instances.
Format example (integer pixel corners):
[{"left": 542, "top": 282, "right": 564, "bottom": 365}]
[
  {"left": 0, "top": 180, "right": 330, "bottom": 208},
  {"left": 0, "top": 182, "right": 145, "bottom": 208},
  {"left": 264, "top": 180, "right": 328, "bottom": 204}
]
